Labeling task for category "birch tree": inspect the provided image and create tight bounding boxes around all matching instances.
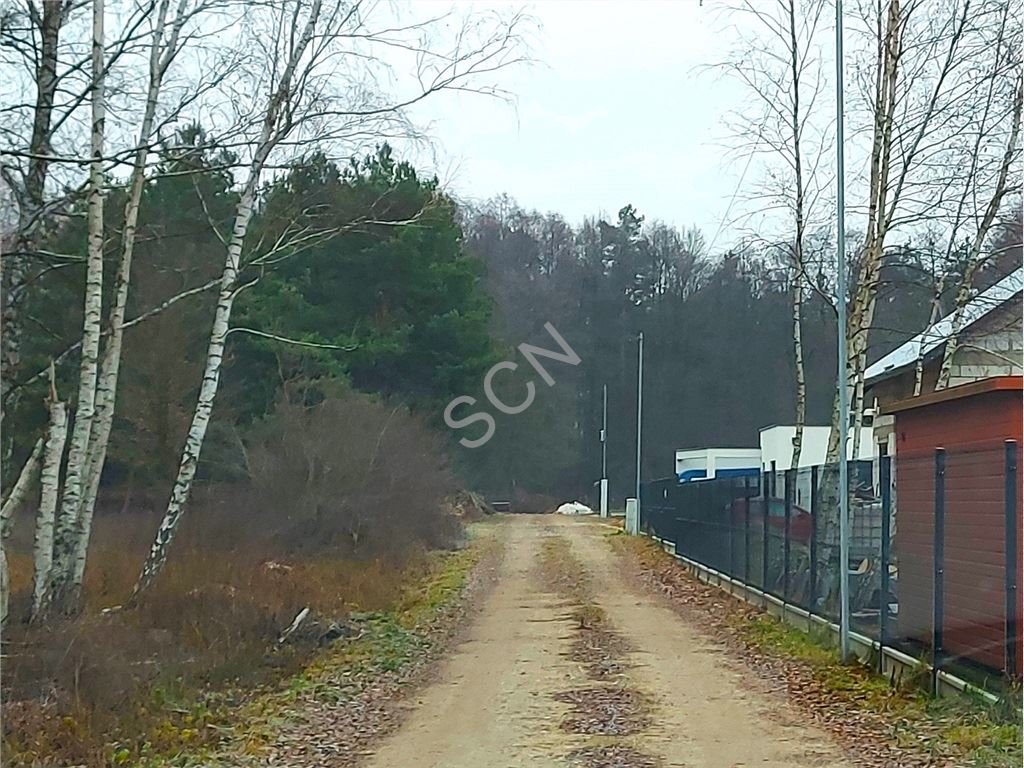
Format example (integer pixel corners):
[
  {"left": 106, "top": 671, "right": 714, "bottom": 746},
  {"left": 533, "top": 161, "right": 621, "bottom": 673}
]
[
  {"left": 715, "top": 0, "right": 831, "bottom": 468},
  {"left": 0, "top": 436, "right": 43, "bottom": 624},
  {"left": 823, "top": 0, "right": 1016, "bottom": 463},
  {"left": 0, "top": 0, "right": 73, "bottom": 419},
  {"left": 41, "top": 0, "right": 107, "bottom": 615},
  {"left": 913, "top": 18, "right": 1020, "bottom": 392},
  {"left": 9, "top": 0, "right": 241, "bottom": 616},
  {"left": 132, "top": 0, "right": 527, "bottom": 595},
  {"left": 935, "top": 70, "right": 1022, "bottom": 388},
  {"left": 68, "top": 0, "right": 221, "bottom": 600},
  {"left": 1, "top": 0, "right": 151, "bottom": 421},
  {"left": 31, "top": 366, "right": 67, "bottom": 619}
]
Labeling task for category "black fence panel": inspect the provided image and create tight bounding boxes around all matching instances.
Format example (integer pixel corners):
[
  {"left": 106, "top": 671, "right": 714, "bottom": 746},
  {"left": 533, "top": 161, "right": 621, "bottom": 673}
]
[{"left": 641, "top": 447, "right": 1019, "bottom": 691}]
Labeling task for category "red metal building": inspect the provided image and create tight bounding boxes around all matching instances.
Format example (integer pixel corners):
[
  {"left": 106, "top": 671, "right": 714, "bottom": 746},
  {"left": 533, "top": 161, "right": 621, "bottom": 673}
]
[{"left": 884, "top": 377, "right": 1022, "bottom": 674}]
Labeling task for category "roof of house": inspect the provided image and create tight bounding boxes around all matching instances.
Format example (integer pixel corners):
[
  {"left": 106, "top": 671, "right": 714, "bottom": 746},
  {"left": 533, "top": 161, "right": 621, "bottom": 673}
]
[
  {"left": 881, "top": 375, "right": 1023, "bottom": 414},
  {"left": 864, "top": 267, "right": 1023, "bottom": 385}
]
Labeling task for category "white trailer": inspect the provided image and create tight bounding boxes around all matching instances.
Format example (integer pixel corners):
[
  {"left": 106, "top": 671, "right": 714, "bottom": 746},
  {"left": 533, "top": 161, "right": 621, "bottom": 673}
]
[{"left": 674, "top": 448, "right": 761, "bottom": 483}]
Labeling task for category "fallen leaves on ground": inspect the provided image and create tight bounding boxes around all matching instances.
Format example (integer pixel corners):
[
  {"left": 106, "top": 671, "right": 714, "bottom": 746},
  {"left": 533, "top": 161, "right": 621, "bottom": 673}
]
[
  {"left": 571, "top": 624, "right": 632, "bottom": 680},
  {"left": 566, "top": 744, "right": 660, "bottom": 768},
  {"left": 210, "top": 535, "right": 503, "bottom": 767},
  {"left": 554, "top": 687, "right": 652, "bottom": 736},
  {"left": 612, "top": 536, "right": 1021, "bottom": 768}
]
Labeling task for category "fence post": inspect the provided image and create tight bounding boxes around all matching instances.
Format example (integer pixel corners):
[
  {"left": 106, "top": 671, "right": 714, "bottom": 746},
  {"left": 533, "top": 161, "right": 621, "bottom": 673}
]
[
  {"left": 763, "top": 469, "right": 771, "bottom": 599},
  {"left": 879, "top": 454, "right": 892, "bottom": 674},
  {"left": 810, "top": 465, "right": 819, "bottom": 623},
  {"left": 784, "top": 468, "right": 793, "bottom": 604},
  {"left": 728, "top": 481, "right": 736, "bottom": 579},
  {"left": 1005, "top": 440, "right": 1018, "bottom": 681},
  {"left": 744, "top": 476, "right": 751, "bottom": 585},
  {"left": 932, "top": 448, "right": 946, "bottom": 696}
]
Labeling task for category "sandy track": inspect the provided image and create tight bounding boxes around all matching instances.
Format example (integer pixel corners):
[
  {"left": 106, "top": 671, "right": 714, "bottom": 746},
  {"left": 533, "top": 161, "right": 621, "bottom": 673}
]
[{"left": 362, "top": 515, "right": 852, "bottom": 768}]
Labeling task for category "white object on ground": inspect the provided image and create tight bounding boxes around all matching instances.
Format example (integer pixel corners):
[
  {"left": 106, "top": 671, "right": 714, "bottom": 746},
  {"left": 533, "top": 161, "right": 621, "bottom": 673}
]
[{"left": 556, "top": 501, "right": 594, "bottom": 516}]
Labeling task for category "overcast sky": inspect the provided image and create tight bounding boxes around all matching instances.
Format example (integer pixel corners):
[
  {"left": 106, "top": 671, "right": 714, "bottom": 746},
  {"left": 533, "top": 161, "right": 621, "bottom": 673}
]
[{"left": 408, "top": 0, "right": 757, "bottom": 249}]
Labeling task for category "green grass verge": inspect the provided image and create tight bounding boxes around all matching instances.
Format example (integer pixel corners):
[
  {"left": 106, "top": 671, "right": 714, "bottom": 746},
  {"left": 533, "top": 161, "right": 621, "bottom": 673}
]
[
  {"left": 737, "top": 612, "right": 1022, "bottom": 767},
  {"left": 122, "top": 533, "right": 494, "bottom": 767}
]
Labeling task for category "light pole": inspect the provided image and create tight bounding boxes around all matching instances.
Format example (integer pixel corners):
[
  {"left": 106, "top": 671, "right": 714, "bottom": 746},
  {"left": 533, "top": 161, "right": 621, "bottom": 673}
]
[
  {"left": 600, "top": 384, "right": 609, "bottom": 517},
  {"left": 835, "top": 0, "right": 852, "bottom": 662},
  {"left": 635, "top": 332, "right": 644, "bottom": 526}
]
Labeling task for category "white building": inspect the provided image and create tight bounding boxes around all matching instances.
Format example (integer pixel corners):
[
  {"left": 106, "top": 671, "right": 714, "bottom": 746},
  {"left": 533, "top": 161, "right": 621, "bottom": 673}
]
[
  {"left": 758, "top": 425, "right": 875, "bottom": 472},
  {"left": 672, "top": 426, "right": 876, "bottom": 507},
  {"left": 759, "top": 425, "right": 875, "bottom": 508}
]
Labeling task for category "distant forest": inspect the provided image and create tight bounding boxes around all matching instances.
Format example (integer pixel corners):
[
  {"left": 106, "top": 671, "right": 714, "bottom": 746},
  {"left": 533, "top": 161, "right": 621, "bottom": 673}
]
[
  {"left": 6, "top": 140, "right": 1020, "bottom": 515},
  {"left": 459, "top": 197, "right": 1022, "bottom": 505}
]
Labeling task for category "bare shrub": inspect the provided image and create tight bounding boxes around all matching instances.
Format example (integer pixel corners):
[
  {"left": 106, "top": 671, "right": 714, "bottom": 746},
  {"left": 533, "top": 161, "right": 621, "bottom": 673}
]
[
  {"left": 242, "top": 392, "right": 460, "bottom": 558},
  {"left": 1, "top": 391, "right": 462, "bottom": 766}
]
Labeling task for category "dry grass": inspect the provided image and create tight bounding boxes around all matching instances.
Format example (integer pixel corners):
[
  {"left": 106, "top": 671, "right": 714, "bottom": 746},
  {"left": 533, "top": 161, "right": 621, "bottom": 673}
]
[
  {"left": 2, "top": 391, "right": 466, "bottom": 767},
  {"left": 1, "top": 507, "right": 452, "bottom": 767}
]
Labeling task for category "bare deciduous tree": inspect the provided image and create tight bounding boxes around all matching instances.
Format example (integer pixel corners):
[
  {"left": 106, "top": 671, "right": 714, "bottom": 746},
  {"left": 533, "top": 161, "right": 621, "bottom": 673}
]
[
  {"left": 6, "top": 0, "right": 245, "bottom": 616},
  {"left": 132, "top": 0, "right": 528, "bottom": 595},
  {"left": 43, "top": 0, "right": 108, "bottom": 615},
  {"left": 935, "top": 69, "right": 1022, "bottom": 388},
  {"left": 824, "top": 0, "right": 1018, "bottom": 462},
  {"left": 715, "top": 0, "right": 832, "bottom": 468}
]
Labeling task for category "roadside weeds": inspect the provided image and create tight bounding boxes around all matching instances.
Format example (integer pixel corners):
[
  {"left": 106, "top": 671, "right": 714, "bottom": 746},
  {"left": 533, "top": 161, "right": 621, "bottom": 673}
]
[{"left": 131, "top": 523, "right": 505, "bottom": 768}]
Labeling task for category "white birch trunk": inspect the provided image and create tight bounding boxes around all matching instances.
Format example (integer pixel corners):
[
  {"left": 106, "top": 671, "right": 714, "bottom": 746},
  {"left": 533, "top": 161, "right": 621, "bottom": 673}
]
[
  {"left": 913, "top": 277, "right": 947, "bottom": 396},
  {"left": 826, "top": 0, "right": 901, "bottom": 467},
  {"left": 32, "top": 397, "right": 69, "bottom": 619},
  {"left": 1, "top": 438, "right": 43, "bottom": 522},
  {"left": 819, "top": 0, "right": 902, "bottom": 606},
  {"left": 936, "top": 72, "right": 1022, "bottom": 390},
  {"left": 851, "top": 372, "right": 866, "bottom": 459},
  {"left": 791, "top": 273, "right": 806, "bottom": 468},
  {"left": 133, "top": 0, "right": 324, "bottom": 597},
  {"left": 73, "top": 0, "right": 186, "bottom": 595},
  {"left": 0, "top": 547, "right": 7, "bottom": 626},
  {"left": 848, "top": 0, "right": 901, "bottom": 451},
  {"left": 132, "top": 175, "right": 256, "bottom": 597},
  {"left": 786, "top": 0, "right": 807, "bottom": 471},
  {"left": 45, "top": 0, "right": 106, "bottom": 614},
  {"left": 0, "top": 437, "right": 44, "bottom": 625}
]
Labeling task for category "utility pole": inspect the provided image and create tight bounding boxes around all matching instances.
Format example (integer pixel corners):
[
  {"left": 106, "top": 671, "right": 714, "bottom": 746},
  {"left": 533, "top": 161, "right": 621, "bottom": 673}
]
[
  {"left": 600, "top": 384, "right": 609, "bottom": 517},
  {"left": 835, "top": 0, "right": 852, "bottom": 662},
  {"left": 635, "top": 332, "right": 644, "bottom": 526}
]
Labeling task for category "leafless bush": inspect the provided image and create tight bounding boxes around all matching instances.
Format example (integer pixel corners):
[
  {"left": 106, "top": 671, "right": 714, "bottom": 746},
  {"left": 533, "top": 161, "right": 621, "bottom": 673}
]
[
  {"left": 1, "top": 389, "right": 463, "bottom": 765},
  {"left": 242, "top": 391, "right": 460, "bottom": 558}
]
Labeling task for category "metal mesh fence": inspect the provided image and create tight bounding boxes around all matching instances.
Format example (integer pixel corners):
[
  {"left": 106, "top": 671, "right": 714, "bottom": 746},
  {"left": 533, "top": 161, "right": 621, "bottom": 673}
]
[{"left": 641, "top": 442, "right": 1021, "bottom": 690}]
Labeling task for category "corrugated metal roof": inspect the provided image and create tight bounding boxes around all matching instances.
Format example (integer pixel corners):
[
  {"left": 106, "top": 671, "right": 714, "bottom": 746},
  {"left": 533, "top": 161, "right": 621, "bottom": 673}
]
[{"left": 864, "top": 267, "right": 1023, "bottom": 384}]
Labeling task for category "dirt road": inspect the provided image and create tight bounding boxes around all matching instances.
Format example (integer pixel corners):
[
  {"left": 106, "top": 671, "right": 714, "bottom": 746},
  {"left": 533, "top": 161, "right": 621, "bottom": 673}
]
[{"left": 363, "top": 515, "right": 852, "bottom": 768}]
